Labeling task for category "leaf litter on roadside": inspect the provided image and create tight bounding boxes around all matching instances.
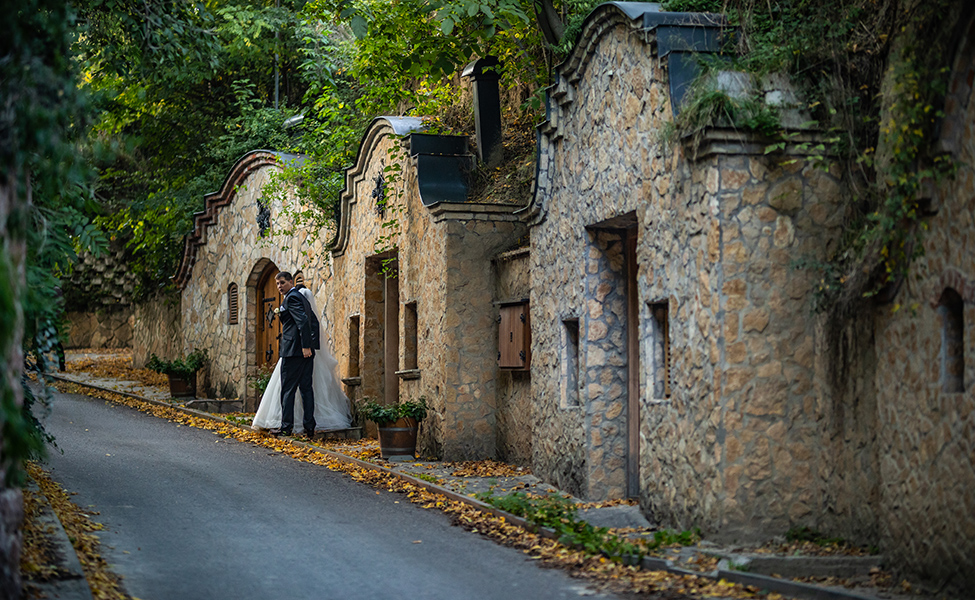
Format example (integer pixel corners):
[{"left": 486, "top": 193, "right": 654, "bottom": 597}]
[
  {"left": 66, "top": 352, "right": 167, "bottom": 389},
  {"left": 24, "top": 462, "right": 132, "bottom": 600}
]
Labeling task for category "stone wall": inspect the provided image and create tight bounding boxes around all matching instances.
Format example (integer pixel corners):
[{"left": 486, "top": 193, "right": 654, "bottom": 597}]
[
  {"left": 526, "top": 2, "right": 973, "bottom": 589},
  {"left": 438, "top": 211, "right": 526, "bottom": 459},
  {"left": 529, "top": 3, "right": 848, "bottom": 535},
  {"left": 177, "top": 152, "right": 334, "bottom": 406},
  {"left": 327, "top": 124, "right": 445, "bottom": 450},
  {"left": 813, "top": 305, "right": 881, "bottom": 544},
  {"left": 327, "top": 118, "right": 527, "bottom": 460},
  {"left": 863, "top": 18, "right": 975, "bottom": 585},
  {"left": 65, "top": 308, "right": 133, "bottom": 349},
  {"left": 63, "top": 241, "right": 139, "bottom": 350},
  {"left": 681, "top": 152, "right": 844, "bottom": 539},
  {"left": 64, "top": 244, "right": 139, "bottom": 310},
  {"left": 494, "top": 248, "right": 532, "bottom": 464},
  {"left": 132, "top": 292, "right": 182, "bottom": 369},
  {"left": 531, "top": 17, "right": 669, "bottom": 500}
]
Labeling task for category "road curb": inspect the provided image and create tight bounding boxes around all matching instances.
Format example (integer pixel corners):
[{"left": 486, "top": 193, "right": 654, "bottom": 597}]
[
  {"left": 24, "top": 478, "right": 94, "bottom": 600},
  {"left": 50, "top": 375, "right": 884, "bottom": 600}
]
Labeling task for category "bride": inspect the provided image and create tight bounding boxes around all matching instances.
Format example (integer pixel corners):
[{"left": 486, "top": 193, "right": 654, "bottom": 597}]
[{"left": 252, "top": 284, "right": 351, "bottom": 433}]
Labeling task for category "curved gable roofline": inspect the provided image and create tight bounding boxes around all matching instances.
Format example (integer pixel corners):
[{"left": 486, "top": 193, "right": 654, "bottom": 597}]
[
  {"left": 520, "top": 2, "right": 726, "bottom": 223},
  {"left": 173, "top": 149, "right": 306, "bottom": 290},
  {"left": 558, "top": 2, "right": 726, "bottom": 88},
  {"left": 329, "top": 116, "right": 426, "bottom": 257}
]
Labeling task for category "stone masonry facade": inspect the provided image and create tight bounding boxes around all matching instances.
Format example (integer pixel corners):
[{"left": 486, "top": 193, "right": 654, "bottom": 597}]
[
  {"left": 131, "top": 1, "right": 974, "bottom": 588},
  {"left": 529, "top": 6, "right": 847, "bottom": 538},
  {"left": 64, "top": 242, "right": 139, "bottom": 349},
  {"left": 861, "top": 11, "right": 975, "bottom": 584},
  {"left": 66, "top": 308, "right": 133, "bottom": 349},
  {"left": 525, "top": 1, "right": 974, "bottom": 588},
  {"left": 175, "top": 151, "right": 333, "bottom": 406},
  {"left": 327, "top": 118, "right": 529, "bottom": 460},
  {"left": 132, "top": 292, "right": 182, "bottom": 369}
]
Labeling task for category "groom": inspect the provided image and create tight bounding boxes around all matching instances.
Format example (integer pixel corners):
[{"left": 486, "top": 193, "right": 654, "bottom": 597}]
[{"left": 274, "top": 271, "right": 319, "bottom": 436}]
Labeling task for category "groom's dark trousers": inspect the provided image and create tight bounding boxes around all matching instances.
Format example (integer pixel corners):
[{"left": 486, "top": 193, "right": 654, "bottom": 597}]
[
  {"left": 280, "top": 355, "right": 315, "bottom": 434},
  {"left": 279, "top": 286, "right": 319, "bottom": 434}
]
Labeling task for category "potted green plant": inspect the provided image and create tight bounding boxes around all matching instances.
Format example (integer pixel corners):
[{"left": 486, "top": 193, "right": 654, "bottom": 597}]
[
  {"left": 146, "top": 349, "right": 208, "bottom": 398},
  {"left": 249, "top": 363, "right": 276, "bottom": 397},
  {"left": 358, "top": 397, "right": 428, "bottom": 459}
]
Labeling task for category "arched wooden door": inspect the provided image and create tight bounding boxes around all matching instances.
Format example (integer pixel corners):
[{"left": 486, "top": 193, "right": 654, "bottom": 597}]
[{"left": 257, "top": 266, "right": 282, "bottom": 369}]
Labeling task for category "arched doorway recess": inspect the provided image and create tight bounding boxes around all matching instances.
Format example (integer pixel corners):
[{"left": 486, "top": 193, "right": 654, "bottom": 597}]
[{"left": 244, "top": 258, "right": 281, "bottom": 410}]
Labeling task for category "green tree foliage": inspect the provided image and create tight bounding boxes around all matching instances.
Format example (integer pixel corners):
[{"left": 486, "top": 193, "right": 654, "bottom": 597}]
[
  {"left": 65, "top": 0, "right": 639, "bottom": 302},
  {"left": 269, "top": 0, "right": 597, "bottom": 227},
  {"left": 75, "top": 0, "right": 306, "bottom": 299},
  {"left": 2, "top": 0, "right": 101, "bottom": 485}
]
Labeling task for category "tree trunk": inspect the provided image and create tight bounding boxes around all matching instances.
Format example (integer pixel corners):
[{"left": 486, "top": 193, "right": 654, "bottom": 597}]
[
  {"left": 534, "top": 0, "right": 566, "bottom": 47},
  {"left": 0, "top": 173, "right": 27, "bottom": 600}
]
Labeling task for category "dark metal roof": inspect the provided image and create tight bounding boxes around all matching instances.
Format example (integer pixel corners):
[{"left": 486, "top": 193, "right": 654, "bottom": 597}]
[
  {"left": 602, "top": 2, "right": 728, "bottom": 116},
  {"left": 383, "top": 116, "right": 426, "bottom": 137}
]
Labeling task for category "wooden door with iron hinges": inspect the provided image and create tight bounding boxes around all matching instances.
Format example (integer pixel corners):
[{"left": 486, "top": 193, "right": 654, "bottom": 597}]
[{"left": 257, "top": 266, "right": 282, "bottom": 369}]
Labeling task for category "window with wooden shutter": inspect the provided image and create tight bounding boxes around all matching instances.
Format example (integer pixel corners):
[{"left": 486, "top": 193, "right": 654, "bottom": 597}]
[
  {"left": 499, "top": 301, "right": 530, "bottom": 370},
  {"left": 228, "top": 283, "right": 239, "bottom": 325}
]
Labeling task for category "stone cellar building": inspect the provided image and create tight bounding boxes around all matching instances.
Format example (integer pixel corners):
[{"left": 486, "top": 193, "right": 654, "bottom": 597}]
[
  {"left": 168, "top": 150, "right": 334, "bottom": 406},
  {"left": 127, "top": 0, "right": 973, "bottom": 588},
  {"left": 323, "top": 114, "right": 531, "bottom": 461},
  {"left": 520, "top": 0, "right": 974, "bottom": 588},
  {"left": 526, "top": 0, "right": 845, "bottom": 536}
]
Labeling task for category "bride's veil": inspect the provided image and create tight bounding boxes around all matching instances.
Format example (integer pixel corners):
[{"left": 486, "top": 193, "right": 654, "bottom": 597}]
[
  {"left": 302, "top": 287, "right": 351, "bottom": 428},
  {"left": 300, "top": 287, "right": 339, "bottom": 372},
  {"left": 253, "top": 285, "right": 351, "bottom": 431}
]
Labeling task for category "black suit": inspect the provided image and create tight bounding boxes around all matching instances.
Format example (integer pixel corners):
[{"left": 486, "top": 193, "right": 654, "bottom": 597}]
[{"left": 279, "top": 287, "right": 319, "bottom": 434}]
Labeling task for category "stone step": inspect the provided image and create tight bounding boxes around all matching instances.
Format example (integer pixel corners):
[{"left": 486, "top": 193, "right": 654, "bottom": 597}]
[{"left": 314, "top": 427, "right": 362, "bottom": 441}]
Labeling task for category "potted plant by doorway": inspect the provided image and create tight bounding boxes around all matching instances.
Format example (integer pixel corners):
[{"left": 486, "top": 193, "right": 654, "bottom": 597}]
[
  {"left": 146, "top": 349, "right": 208, "bottom": 398},
  {"left": 357, "top": 397, "right": 428, "bottom": 459}
]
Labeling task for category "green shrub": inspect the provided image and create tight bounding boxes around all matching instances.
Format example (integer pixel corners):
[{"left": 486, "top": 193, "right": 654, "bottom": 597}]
[
  {"left": 146, "top": 349, "right": 208, "bottom": 378},
  {"left": 357, "top": 396, "right": 428, "bottom": 426},
  {"left": 475, "top": 491, "right": 668, "bottom": 563},
  {"left": 248, "top": 363, "right": 276, "bottom": 396}
]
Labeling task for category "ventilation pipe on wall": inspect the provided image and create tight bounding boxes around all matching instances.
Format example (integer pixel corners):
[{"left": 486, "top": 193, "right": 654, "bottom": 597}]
[{"left": 462, "top": 56, "right": 503, "bottom": 169}]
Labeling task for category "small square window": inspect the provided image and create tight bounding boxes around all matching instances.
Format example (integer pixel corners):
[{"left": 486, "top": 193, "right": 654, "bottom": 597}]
[
  {"left": 647, "top": 301, "right": 670, "bottom": 399},
  {"left": 561, "top": 318, "right": 581, "bottom": 408}
]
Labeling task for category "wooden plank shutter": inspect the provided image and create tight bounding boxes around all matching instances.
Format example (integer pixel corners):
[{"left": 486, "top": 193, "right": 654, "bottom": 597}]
[
  {"left": 228, "top": 283, "right": 239, "bottom": 325},
  {"left": 499, "top": 302, "right": 531, "bottom": 370}
]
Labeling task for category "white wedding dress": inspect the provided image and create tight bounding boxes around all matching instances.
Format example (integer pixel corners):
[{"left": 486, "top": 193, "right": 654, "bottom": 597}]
[{"left": 252, "top": 287, "right": 352, "bottom": 431}]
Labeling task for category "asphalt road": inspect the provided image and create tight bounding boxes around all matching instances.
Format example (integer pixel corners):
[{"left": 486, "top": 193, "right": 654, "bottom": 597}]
[{"left": 41, "top": 389, "right": 615, "bottom": 600}]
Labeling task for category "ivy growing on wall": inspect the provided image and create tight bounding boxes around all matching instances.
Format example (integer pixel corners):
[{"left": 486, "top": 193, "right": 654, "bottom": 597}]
[{"left": 661, "top": 0, "right": 962, "bottom": 312}]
